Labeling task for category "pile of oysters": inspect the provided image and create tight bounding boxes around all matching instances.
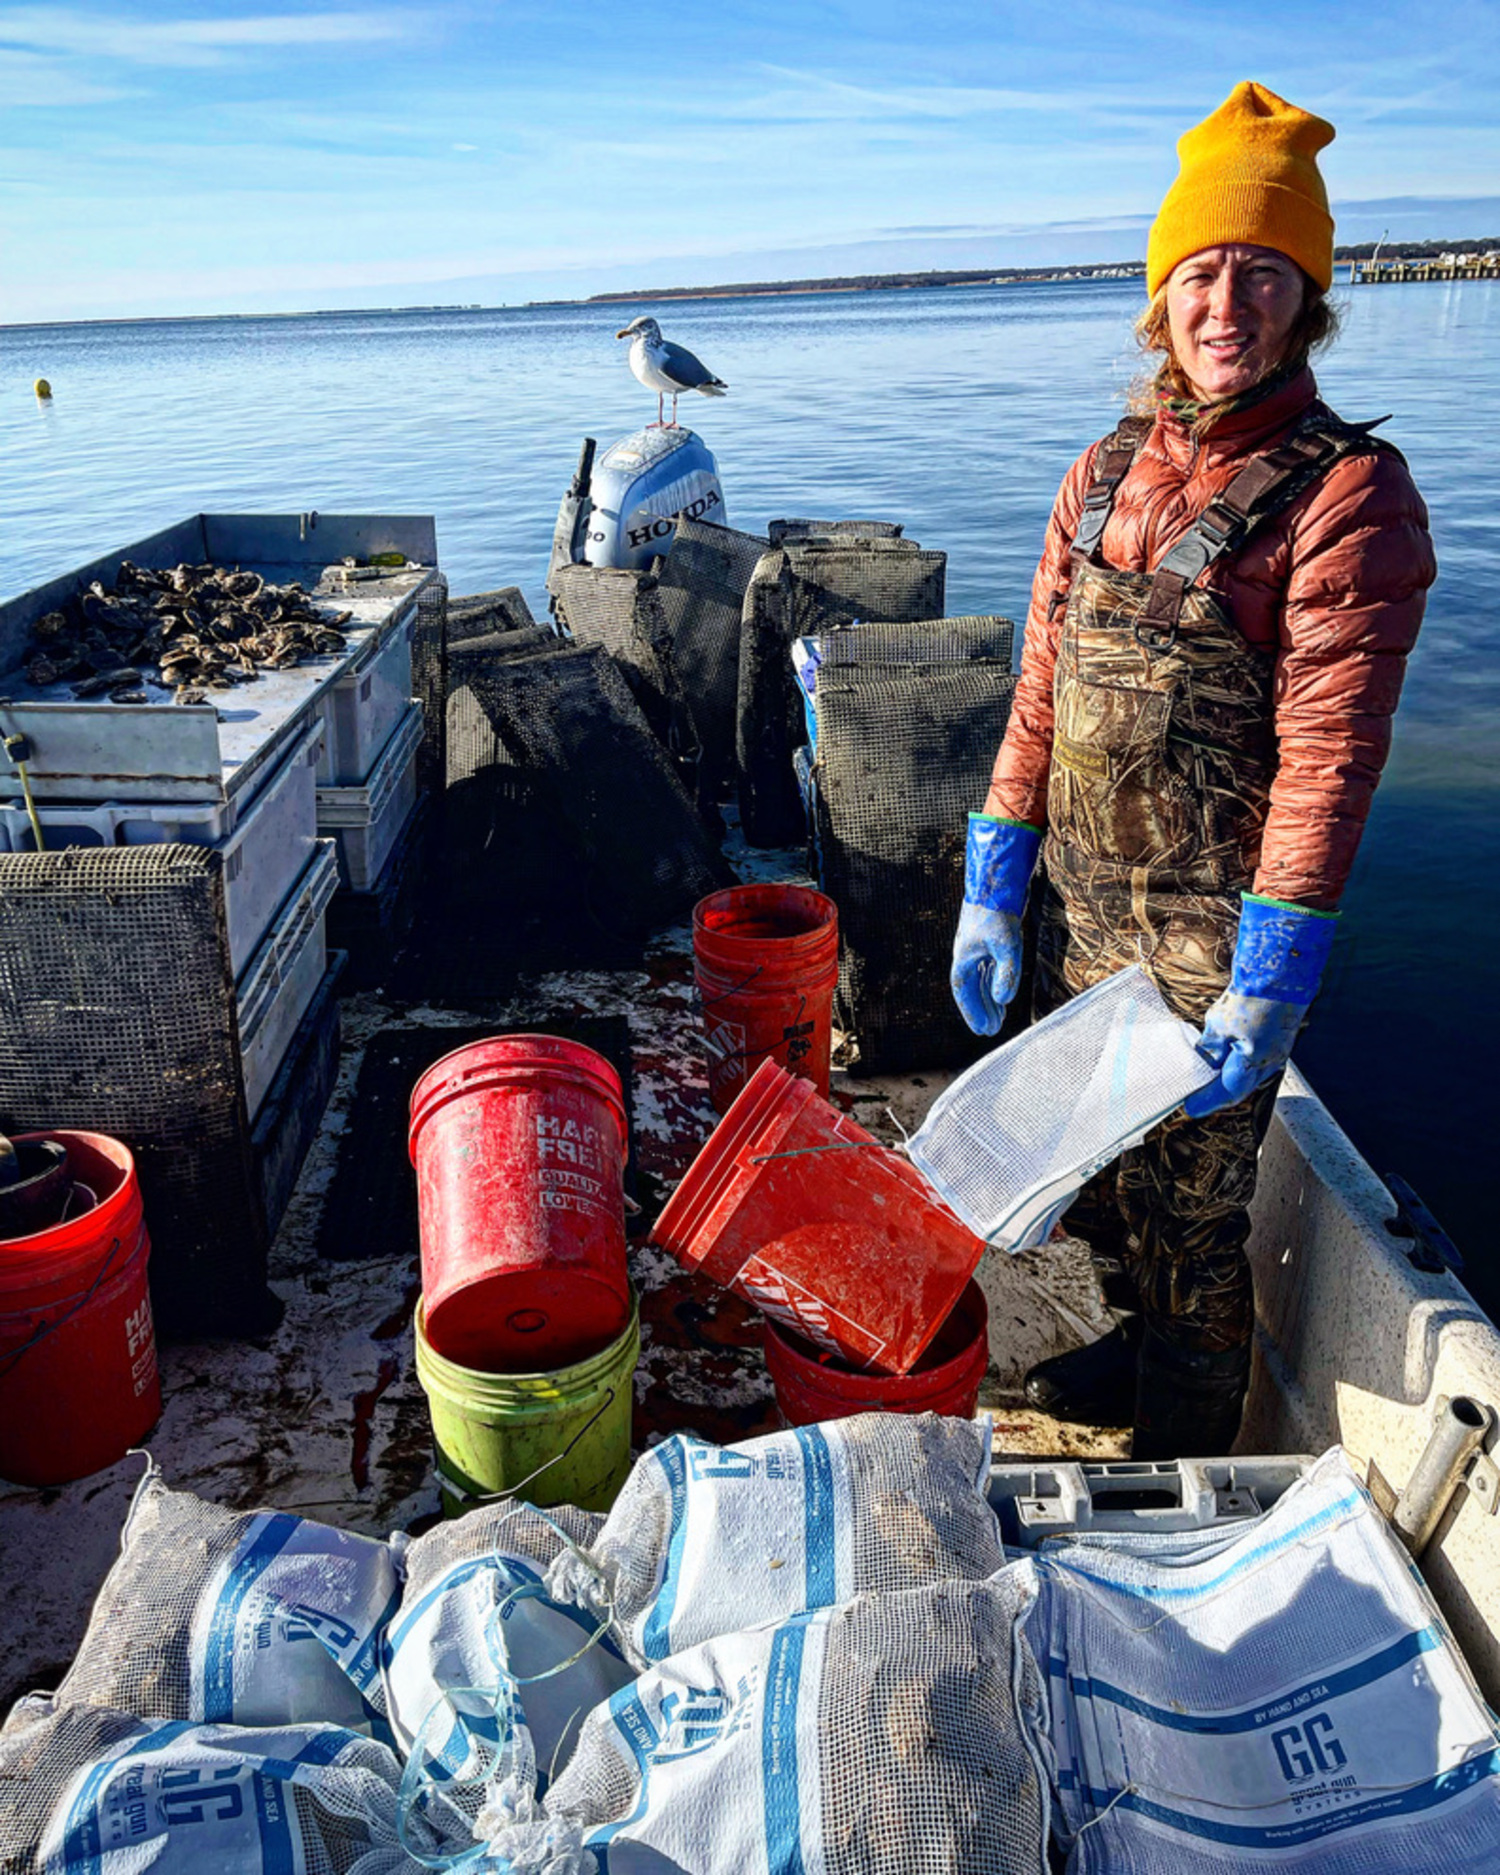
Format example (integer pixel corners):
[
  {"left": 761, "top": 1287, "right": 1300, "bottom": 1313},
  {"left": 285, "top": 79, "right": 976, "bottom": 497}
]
[{"left": 24, "top": 561, "right": 354, "bottom": 705}]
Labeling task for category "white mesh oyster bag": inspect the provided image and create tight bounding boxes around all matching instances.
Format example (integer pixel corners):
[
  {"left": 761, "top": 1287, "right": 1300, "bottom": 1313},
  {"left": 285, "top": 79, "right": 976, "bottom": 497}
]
[
  {"left": 382, "top": 1498, "right": 632, "bottom": 1804},
  {"left": 546, "top": 1412, "right": 1004, "bottom": 1667},
  {"left": 0, "top": 1695, "right": 428, "bottom": 1875},
  {"left": 909, "top": 966, "right": 1217, "bottom": 1251},
  {"left": 1036, "top": 1449, "right": 1500, "bottom": 1872},
  {"left": 53, "top": 1465, "right": 399, "bottom": 1734},
  {"left": 480, "top": 1570, "right": 1050, "bottom": 1875}
]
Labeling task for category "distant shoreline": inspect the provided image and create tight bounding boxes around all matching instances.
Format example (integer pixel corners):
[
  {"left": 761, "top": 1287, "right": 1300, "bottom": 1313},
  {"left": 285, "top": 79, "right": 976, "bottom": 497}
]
[
  {"left": 559, "top": 261, "right": 1148, "bottom": 306},
  {"left": 561, "top": 238, "right": 1500, "bottom": 307},
  {"left": 6, "top": 240, "right": 1498, "bottom": 330}
]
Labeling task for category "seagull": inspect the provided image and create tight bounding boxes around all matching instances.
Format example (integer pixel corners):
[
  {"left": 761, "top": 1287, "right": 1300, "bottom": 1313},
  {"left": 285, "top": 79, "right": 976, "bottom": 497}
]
[{"left": 616, "top": 316, "right": 727, "bottom": 428}]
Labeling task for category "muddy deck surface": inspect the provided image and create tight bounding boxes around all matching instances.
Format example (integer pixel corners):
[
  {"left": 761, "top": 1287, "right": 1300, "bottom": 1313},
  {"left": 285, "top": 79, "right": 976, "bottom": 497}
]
[{"left": 0, "top": 826, "right": 1124, "bottom": 1718}]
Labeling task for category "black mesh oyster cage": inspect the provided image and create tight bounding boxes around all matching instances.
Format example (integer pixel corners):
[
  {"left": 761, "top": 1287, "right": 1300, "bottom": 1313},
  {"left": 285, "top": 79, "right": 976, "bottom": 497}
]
[{"left": 807, "top": 616, "right": 1017, "bottom": 1073}]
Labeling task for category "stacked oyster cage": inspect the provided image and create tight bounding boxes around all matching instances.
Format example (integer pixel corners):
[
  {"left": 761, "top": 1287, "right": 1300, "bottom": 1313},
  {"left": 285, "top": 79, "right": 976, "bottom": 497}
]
[
  {"left": 0, "top": 512, "right": 440, "bottom": 1125},
  {"left": 549, "top": 515, "right": 1019, "bottom": 1072}
]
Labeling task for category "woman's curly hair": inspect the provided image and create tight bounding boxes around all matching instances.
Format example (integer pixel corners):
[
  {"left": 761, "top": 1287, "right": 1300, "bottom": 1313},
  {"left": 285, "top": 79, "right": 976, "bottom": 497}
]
[{"left": 1130, "top": 272, "right": 1340, "bottom": 420}]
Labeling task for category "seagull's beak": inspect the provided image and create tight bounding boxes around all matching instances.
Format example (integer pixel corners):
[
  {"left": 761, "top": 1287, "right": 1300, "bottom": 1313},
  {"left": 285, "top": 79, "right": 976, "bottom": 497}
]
[{"left": 616, "top": 327, "right": 633, "bottom": 339}]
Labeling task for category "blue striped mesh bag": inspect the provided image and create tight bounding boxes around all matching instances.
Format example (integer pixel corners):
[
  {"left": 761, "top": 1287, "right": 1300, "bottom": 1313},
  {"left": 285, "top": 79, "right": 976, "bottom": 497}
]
[
  {"left": 381, "top": 1499, "right": 633, "bottom": 1806},
  {"left": 544, "top": 1413, "right": 1005, "bottom": 1669},
  {"left": 0, "top": 1697, "right": 426, "bottom": 1875},
  {"left": 476, "top": 1571, "right": 1050, "bottom": 1875},
  {"left": 52, "top": 1465, "right": 399, "bottom": 1737},
  {"left": 1034, "top": 1448, "right": 1500, "bottom": 1871}
]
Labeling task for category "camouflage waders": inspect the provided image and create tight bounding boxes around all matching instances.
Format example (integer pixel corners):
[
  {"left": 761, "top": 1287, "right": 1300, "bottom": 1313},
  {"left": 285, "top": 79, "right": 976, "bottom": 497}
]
[{"left": 1039, "top": 407, "right": 1382, "bottom": 1358}]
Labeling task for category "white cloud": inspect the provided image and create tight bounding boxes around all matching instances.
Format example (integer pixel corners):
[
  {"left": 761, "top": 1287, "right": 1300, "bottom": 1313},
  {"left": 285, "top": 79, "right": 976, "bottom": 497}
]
[
  {"left": 0, "top": 44, "right": 134, "bottom": 102},
  {"left": 751, "top": 64, "right": 1084, "bottom": 121},
  {"left": 0, "top": 6, "right": 410, "bottom": 68},
  {"left": 451, "top": 141, "right": 477, "bottom": 151}
]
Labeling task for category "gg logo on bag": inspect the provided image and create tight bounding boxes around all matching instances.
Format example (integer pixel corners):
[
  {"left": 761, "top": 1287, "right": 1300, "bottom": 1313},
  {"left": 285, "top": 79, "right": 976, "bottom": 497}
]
[{"left": 1271, "top": 1712, "right": 1348, "bottom": 1783}]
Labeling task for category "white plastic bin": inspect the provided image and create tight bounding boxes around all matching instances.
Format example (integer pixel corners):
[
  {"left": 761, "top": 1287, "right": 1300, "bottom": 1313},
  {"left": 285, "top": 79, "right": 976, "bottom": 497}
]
[
  {"left": 0, "top": 515, "right": 437, "bottom": 809},
  {"left": 318, "top": 603, "right": 416, "bottom": 784},
  {"left": 315, "top": 700, "right": 422, "bottom": 892},
  {"left": 0, "top": 715, "right": 323, "bottom": 979},
  {"left": 236, "top": 839, "right": 340, "bottom": 1120},
  {"left": 988, "top": 1456, "right": 1315, "bottom": 1548}
]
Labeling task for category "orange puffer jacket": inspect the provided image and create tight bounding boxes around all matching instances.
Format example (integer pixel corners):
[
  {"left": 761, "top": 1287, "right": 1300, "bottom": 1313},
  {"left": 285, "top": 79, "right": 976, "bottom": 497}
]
[{"left": 984, "top": 367, "right": 1437, "bottom": 910}]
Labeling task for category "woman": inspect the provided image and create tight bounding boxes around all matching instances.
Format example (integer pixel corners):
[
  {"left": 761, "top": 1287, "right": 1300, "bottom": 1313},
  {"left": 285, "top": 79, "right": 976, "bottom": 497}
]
[{"left": 950, "top": 81, "right": 1436, "bottom": 1458}]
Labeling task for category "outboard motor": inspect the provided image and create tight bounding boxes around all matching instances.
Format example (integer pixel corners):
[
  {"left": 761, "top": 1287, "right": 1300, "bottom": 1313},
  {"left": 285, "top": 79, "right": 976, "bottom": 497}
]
[
  {"left": 548, "top": 436, "right": 596, "bottom": 585},
  {"left": 552, "top": 426, "right": 726, "bottom": 576}
]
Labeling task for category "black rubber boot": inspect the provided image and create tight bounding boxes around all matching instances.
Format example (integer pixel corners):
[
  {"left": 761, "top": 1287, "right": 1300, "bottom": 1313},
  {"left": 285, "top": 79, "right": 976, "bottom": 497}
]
[
  {"left": 1130, "top": 1324, "right": 1252, "bottom": 1461},
  {"left": 1023, "top": 1320, "right": 1140, "bottom": 1425}
]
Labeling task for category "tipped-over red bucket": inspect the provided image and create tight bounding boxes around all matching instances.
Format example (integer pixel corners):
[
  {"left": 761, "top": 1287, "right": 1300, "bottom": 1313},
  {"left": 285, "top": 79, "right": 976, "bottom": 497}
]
[
  {"left": 410, "top": 1035, "right": 632, "bottom": 1372},
  {"left": 766, "top": 1280, "right": 989, "bottom": 1426},
  {"left": 652, "top": 1058, "right": 984, "bottom": 1376},
  {"left": 0, "top": 1130, "right": 161, "bottom": 1486},
  {"left": 693, "top": 884, "right": 839, "bottom": 1114}
]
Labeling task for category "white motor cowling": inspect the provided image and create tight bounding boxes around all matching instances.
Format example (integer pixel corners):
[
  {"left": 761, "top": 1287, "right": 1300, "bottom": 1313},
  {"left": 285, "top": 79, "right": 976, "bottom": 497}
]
[{"left": 558, "top": 426, "right": 726, "bottom": 574}]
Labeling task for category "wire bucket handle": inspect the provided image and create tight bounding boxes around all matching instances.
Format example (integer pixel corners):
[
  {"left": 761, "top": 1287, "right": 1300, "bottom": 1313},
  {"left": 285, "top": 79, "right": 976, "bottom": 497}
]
[
  {"left": 433, "top": 1386, "right": 618, "bottom": 1509},
  {"left": 0, "top": 1232, "right": 126, "bottom": 1383}
]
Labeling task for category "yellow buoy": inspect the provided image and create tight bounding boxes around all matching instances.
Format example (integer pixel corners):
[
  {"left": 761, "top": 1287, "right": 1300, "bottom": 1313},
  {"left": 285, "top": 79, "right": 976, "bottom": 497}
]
[{"left": 34, "top": 379, "right": 52, "bottom": 399}]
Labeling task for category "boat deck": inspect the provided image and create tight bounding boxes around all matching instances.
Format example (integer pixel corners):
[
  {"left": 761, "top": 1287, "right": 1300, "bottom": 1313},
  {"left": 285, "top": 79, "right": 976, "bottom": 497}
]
[{"left": 0, "top": 824, "right": 1123, "bottom": 1718}]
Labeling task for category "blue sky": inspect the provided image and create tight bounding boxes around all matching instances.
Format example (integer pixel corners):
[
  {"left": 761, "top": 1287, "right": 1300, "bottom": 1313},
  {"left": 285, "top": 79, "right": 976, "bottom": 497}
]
[{"left": 3, "top": 0, "right": 1498, "bottom": 322}]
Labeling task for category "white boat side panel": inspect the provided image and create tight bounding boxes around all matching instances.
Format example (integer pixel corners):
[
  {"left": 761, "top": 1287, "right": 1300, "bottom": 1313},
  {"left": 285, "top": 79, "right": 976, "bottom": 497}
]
[{"left": 1245, "top": 1064, "right": 1500, "bottom": 1703}]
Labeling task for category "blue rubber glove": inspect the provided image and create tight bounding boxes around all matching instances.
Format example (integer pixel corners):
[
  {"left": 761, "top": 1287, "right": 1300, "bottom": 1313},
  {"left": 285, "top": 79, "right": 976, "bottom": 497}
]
[
  {"left": 950, "top": 814, "right": 1043, "bottom": 1036},
  {"left": 1183, "top": 894, "right": 1339, "bottom": 1118}
]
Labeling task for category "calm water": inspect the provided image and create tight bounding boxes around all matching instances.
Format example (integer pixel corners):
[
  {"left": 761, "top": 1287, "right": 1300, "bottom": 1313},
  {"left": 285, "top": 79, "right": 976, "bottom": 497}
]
[{"left": 3, "top": 282, "right": 1497, "bottom": 1304}]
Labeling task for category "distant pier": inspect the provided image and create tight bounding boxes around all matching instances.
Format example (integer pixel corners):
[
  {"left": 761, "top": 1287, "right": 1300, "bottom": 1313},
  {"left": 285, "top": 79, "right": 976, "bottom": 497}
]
[{"left": 1350, "top": 253, "right": 1500, "bottom": 285}]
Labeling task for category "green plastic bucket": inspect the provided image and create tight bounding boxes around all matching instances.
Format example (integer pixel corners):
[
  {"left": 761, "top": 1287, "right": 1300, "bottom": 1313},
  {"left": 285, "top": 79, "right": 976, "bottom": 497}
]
[{"left": 415, "top": 1291, "right": 639, "bottom": 1517}]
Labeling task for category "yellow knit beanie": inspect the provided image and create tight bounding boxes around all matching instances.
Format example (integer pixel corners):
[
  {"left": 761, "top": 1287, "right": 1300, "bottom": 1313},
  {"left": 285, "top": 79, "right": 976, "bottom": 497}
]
[{"left": 1147, "top": 81, "right": 1335, "bottom": 296}]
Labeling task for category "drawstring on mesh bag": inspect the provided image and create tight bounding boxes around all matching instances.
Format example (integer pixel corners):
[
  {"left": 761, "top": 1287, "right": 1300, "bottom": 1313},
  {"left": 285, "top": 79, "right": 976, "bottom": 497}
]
[{"left": 395, "top": 1523, "right": 620, "bottom": 1874}]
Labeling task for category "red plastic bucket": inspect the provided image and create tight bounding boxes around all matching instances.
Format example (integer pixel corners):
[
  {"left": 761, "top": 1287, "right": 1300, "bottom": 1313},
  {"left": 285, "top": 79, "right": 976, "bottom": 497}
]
[
  {"left": 766, "top": 1280, "right": 990, "bottom": 1426},
  {"left": 0, "top": 1131, "right": 161, "bottom": 1486},
  {"left": 693, "top": 884, "right": 839, "bottom": 1115},
  {"left": 409, "top": 1034, "right": 631, "bottom": 1372},
  {"left": 652, "top": 1057, "right": 984, "bottom": 1376}
]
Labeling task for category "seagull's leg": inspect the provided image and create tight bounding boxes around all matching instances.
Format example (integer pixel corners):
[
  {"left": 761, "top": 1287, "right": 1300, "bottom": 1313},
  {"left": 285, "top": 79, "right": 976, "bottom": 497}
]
[{"left": 655, "top": 392, "right": 664, "bottom": 427}]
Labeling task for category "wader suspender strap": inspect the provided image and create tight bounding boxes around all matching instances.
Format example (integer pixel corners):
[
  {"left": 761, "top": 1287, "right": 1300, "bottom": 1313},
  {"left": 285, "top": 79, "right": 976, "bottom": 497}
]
[
  {"left": 1135, "top": 408, "right": 1391, "bottom": 650},
  {"left": 1068, "top": 405, "right": 1390, "bottom": 652},
  {"left": 1069, "top": 418, "right": 1151, "bottom": 562}
]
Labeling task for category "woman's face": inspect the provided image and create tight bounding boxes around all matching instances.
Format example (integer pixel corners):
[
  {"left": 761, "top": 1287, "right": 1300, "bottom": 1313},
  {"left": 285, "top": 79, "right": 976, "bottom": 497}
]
[{"left": 1166, "top": 245, "right": 1307, "bottom": 402}]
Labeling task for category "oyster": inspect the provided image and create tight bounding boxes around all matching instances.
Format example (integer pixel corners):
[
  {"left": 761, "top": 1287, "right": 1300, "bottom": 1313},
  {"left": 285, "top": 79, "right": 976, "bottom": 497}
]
[
  {"left": 115, "top": 559, "right": 168, "bottom": 594},
  {"left": 24, "top": 559, "right": 356, "bottom": 695},
  {"left": 72, "top": 667, "right": 142, "bottom": 699}
]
